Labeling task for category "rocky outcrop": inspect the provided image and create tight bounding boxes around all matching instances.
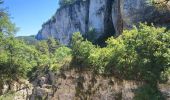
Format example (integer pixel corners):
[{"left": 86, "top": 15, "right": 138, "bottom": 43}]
[
  {"left": 53, "top": 70, "right": 170, "bottom": 100},
  {"left": 119, "top": 0, "right": 170, "bottom": 28},
  {"left": 36, "top": 1, "right": 88, "bottom": 45},
  {"left": 52, "top": 70, "right": 141, "bottom": 100},
  {"left": 26, "top": 68, "right": 170, "bottom": 100},
  {"left": 36, "top": 0, "right": 170, "bottom": 45},
  {"left": 6, "top": 67, "right": 169, "bottom": 100}
]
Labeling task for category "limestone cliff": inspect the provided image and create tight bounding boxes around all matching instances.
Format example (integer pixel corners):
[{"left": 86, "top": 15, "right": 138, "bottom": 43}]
[{"left": 36, "top": 0, "right": 170, "bottom": 45}]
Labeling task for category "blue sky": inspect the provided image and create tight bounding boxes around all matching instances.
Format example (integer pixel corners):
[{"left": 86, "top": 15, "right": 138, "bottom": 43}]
[{"left": 3, "top": 0, "right": 59, "bottom": 36}]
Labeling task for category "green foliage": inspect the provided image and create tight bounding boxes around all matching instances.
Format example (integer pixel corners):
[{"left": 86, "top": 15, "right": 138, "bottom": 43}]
[
  {"left": 34, "top": 38, "right": 60, "bottom": 67},
  {"left": 0, "top": 1, "right": 169, "bottom": 98},
  {"left": 16, "top": 35, "right": 38, "bottom": 45},
  {"left": 55, "top": 46, "right": 72, "bottom": 62},
  {"left": 88, "top": 47, "right": 113, "bottom": 73},
  {"left": 0, "top": 37, "right": 37, "bottom": 80},
  {"left": 70, "top": 23, "right": 170, "bottom": 99},
  {"left": 36, "top": 40, "right": 49, "bottom": 55},
  {"left": 0, "top": 1, "right": 35, "bottom": 82},
  {"left": 72, "top": 32, "right": 95, "bottom": 65},
  {"left": 71, "top": 24, "right": 170, "bottom": 84},
  {"left": 50, "top": 46, "right": 72, "bottom": 71},
  {"left": 112, "top": 23, "right": 170, "bottom": 83},
  {"left": 0, "top": 0, "right": 72, "bottom": 96},
  {"left": 59, "top": 0, "right": 76, "bottom": 7},
  {"left": 147, "top": 0, "right": 170, "bottom": 11},
  {"left": 106, "top": 24, "right": 170, "bottom": 99},
  {"left": 0, "top": 91, "right": 14, "bottom": 100},
  {"left": 47, "top": 37, "right": 60, "bottom": 54},
  {"left": 0, "top": 14, "right": 16, "bottom": 36},
  {"left": 0, "top": 2, "right": 62, "bottom": 92},
  {"left": 134, "top": 84, "right": 165, "bottom": 100}
]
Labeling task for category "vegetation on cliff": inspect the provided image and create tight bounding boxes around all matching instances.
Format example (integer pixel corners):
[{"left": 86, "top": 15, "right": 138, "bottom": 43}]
[
  {"left": 0, "top": 0, "right": 170, "bottom": 99},
  {"left": 71, "top": 24, "right": 170, "bottom": 99},
  {"left": 72, "top": 24, "right": 170, "bottom": 82},
  {"left": 59, "top": 0, "right": 78, "bottom": 7}
]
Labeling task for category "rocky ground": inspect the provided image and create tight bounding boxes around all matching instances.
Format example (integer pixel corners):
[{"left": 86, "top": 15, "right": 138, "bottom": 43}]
[{"left": 9, "top": 68, "right": 170, "bottom": 100}]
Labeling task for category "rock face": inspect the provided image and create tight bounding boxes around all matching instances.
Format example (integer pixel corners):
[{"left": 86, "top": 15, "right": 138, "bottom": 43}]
[
  {"left": 119, "top": 0, "right": 170, "bottom": 28},
  {"left": 36, "top": 0, "right": 170, "bottom": 45},
  {"left": 36, "top": 1, "right": 88, "bottom": 45},
  {"left": 52, "top": 70, "right": 141, "bottom": 100},
  {"left": 26, "top": 68, "right": 170, "bottom": 100}
]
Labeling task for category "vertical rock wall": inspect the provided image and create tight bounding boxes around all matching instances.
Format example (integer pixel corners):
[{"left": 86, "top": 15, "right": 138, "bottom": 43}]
[
  {"left": 88, "top": 0, "right": 105, "bottom": 34},
  {"left": 36, "top": 0, "right": 170, "bottom": 45},
  {"left": 37, "top": 1, "right": 88, "bottom": 45}
]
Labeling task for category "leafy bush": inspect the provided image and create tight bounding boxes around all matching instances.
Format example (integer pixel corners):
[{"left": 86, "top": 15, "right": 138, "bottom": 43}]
[
  {"left": 72, "top": 32, "right": 95, "bottom": 65},
  {"left": 59, "top": 0, "right": 76, "bottom": 7},
  {"left": 134, "top": 84, "right": 165, "bottom": 100},
  {"left": 108, "top": 23, "right": 170, "bottom": 84},
  {"left": 88, "top": 47, "right": 113, "bottom": 74},
  {"left": 50, "top": 46, "right": 72, "bottom": 71},
  {"left": 55, "top": 46, "right": 72, "bottom": 62},
  {"left": 71, "top": 24, "right": 170, "bottom": 85},
  {"left": 0, "top": 91, "right": 15, "bottom": 100},
  {"left": 70, "top": 23, "right": 170, "bottom": 99}
]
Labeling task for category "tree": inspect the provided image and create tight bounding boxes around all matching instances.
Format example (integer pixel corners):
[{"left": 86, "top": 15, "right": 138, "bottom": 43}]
[
  {"left": 59, "top": 0, "right": 76, "bottom": 7},
  {"left": 71, "top": 32, "right": 95, "bottom": 65},
  {"left": 107, "top": 23, "right": 170, "bottom": 86},
  {"left": 0, "top": 1, "right": 14, "bottom": 94},
  {"left": 0, "top": 1, "right": 38, "bottom": 94},
  {"left": 35, "top": 40, "right": 50, "bottom": 66},
  {"left": 47, "top": 37, "right": 60, "bottom": 54}
]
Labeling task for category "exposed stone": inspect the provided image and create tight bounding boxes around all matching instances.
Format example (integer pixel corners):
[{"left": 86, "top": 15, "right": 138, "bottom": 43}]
[
  {"left": 36, "top": 0, "right": 170, "bottom": 45},
  {"left": 9, "top": 69, "right": 170, "bottom": 100},
  {"left": 36, "top": 1, "right": 88, "bottom": 45}
]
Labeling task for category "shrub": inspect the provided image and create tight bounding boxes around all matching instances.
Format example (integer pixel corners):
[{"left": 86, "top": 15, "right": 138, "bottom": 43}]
[
  {"left": 0, "top": 91, "right": 15, "bottom": 100},
  {"left": 50, "top": 46, "right": 72, "bottom": 71},
  {"left": 134, "top": 84, "right": 165, "bottom": 100},
  {"left": 59, "top": 0, "right": 76, "bottom": 7},
  {"left": 108, "top": 23, "right": 170, "bottom": 84},
  {"left": 71, "top": 24, "right": 170, "bottom": 85},
  {"left": 55, "top": 46, "right": 72, "bottom": 62},
  {"left": 72, "top": 32, "right": 95, "bottom": 65},
  {"left": 88, "top": 47, "right": 113, "bottom": 74}
]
